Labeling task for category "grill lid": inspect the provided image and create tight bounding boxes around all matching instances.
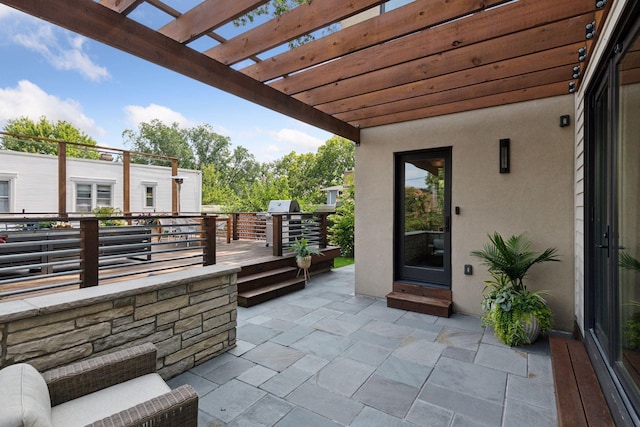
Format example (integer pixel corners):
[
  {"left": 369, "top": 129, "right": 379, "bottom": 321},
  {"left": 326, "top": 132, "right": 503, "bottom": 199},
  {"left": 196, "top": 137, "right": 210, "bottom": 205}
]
[{"left": 267, "top": 200, "right": 300, "bottom": 213}]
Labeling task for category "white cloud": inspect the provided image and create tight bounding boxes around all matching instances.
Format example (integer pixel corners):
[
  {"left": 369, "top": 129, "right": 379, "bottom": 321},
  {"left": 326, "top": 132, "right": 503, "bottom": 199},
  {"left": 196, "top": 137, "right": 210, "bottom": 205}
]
[
  {"left": 0, "top": 80, "right": 105, "bottom": 137},
  {"left": 271, "top": 128, "right": 324, "bottom": 150},
  {"left": 10, "top": 20, "right": 109, "bottom": 82},
  {"left": 123, "top": 104, "right": 195, "bottom": 128}
]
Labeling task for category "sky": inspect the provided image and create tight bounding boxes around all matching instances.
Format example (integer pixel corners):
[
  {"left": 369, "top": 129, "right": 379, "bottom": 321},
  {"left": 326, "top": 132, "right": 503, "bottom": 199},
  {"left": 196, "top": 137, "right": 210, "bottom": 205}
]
[{"left": 0, "top": 5, "right": 334, "bottom": 163}]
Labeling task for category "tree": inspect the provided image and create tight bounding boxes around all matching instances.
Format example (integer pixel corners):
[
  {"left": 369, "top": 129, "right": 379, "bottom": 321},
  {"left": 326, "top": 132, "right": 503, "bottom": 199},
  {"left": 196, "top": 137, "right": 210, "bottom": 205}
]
[
  {"left": 329, "top": 175, "right": 355, "bottom": 257},
  {"left": 2, "top": 116, "right": 99, "bottom": 159},
  {"left": 122, "top": 120, "right": 196, "bottom": 169},
  {"left": 233, "top": 173, "right": 291, "bottom": 212},
  {"left": 271, "top": 136, "right": 355, "bottom": 205}
]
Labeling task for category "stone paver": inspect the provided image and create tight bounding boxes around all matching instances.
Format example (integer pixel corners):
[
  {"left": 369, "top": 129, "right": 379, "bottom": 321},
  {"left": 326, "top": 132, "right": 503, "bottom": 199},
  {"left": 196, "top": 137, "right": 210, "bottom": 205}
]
[{"left": 172, "top": 265, "right": 556, "bottom": 426}]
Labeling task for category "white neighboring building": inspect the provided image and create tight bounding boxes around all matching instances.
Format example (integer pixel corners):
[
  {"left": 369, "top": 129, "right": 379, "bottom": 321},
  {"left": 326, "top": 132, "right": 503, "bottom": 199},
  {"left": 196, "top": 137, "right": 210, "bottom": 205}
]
[{"left": 0, "top": 150, "right": 202, "bottom": 214}]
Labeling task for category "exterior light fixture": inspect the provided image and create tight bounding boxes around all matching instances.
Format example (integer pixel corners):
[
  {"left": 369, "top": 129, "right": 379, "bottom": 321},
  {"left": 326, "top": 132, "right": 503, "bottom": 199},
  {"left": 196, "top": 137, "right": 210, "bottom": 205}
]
[
  {"left": 569, "top": 82, "right": 576, "bottom": 93},
  {"left": 586, "top": 21, "right": 596, "bottom": 39},
  {"left": 560, "top": 115, "right": 571, "bottom": 128},
  {"left": 578, "top": 46, "right": 587, "bottom": 62},
  {"left": 572, "top": 65, "right": 581, "bottom": 79},
  {"left": 596, "top": 0, "right": 606, "bottom": 8},
  {"left": 499, "top": 139, "right": 510, "bottom": 174}
]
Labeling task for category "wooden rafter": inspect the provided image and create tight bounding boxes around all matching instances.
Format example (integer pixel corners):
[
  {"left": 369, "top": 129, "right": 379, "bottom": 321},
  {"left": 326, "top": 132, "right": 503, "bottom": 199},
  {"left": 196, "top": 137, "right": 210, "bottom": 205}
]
[
  {"left": 1, "top": 0, "right": 360, "bottom": 142},
  {"left": 0, "top": 0, "right": 611, "bottom": 138},
  {"left": 204, "top": 0, "right": 387, "bottom": 66}
]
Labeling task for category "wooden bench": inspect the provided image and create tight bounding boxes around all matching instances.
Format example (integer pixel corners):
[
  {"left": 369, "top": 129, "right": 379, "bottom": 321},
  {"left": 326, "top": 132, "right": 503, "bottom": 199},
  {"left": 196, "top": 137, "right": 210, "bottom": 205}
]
[{"left": 550, "top": 336, "right": 614, "bottom": 426}]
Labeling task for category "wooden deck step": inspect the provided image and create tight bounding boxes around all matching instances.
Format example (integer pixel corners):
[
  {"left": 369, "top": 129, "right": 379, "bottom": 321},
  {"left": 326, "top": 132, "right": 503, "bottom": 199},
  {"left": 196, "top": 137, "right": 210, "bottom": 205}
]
[
  {"left": 386, "top": 281, "right": 452, "bottom": 317},
  {"left": 550, "top": 336, "right": 614, "bottom": 427},
  {"left": 386, "top": 291, "right": 452, "bottom": 317},
  {"left": 238, "top": 277, "right": 306, "bottom": 307},
  {"left": 237, "top": 266, "right": 297, "bottom": 292}
]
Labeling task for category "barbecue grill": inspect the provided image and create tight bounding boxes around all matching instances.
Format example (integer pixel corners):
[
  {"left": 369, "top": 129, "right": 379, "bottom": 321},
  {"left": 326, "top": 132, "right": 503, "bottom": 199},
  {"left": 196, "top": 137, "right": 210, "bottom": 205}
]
[{"left": 264, "top": 200, "right": 301, "bottom": 246}]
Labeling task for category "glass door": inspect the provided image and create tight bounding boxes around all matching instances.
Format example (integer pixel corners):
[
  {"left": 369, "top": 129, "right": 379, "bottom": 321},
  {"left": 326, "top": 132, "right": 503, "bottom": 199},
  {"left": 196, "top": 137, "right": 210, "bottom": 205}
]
[{"left": 395, "top": 148, "right": 451, "bottom": 287}]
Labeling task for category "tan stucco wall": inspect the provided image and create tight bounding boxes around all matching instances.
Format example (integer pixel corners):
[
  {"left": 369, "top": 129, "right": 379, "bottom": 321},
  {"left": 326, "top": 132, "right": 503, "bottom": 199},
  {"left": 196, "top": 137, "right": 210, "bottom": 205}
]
[{"left": 355, "top": 95, "right": 576, "bottom": 332}]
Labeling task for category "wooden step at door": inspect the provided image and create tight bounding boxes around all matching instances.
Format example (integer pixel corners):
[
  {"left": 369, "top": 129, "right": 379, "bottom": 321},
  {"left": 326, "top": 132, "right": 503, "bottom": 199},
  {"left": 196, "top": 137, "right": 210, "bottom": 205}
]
[
  {"left": 237, "top": 266, "right": 298, "bottom": 293},
  {"left": 386, "top": 282, "right": 452, "bottom": 317},
  {"left": 238, "top": 277, "right": 306, "bottom": 307}
]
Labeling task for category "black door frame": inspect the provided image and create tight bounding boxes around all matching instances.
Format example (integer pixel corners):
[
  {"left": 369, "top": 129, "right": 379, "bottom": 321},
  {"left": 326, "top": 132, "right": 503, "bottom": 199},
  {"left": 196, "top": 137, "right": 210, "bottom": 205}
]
[
  {"left": 584, "top": 2, "right": 640, "bottom": 424},
  {"left": 394, "top": 147, "right": 452, "bottom": 288}
]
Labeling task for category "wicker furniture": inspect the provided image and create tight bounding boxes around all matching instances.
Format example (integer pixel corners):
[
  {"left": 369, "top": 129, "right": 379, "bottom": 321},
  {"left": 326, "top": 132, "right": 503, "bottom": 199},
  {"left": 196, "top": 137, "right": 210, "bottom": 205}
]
[{"left": 0, "top": 343, "right": 198, "bottom": 427}]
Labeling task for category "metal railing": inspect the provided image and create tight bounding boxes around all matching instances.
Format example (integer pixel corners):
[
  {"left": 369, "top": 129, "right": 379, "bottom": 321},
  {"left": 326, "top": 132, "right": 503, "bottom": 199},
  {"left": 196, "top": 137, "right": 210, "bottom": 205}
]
[
  {"left": 0, "top": 211, "right": 330, "bottom": 298},
  {"left": 0, "top": 215, "right": 217, "bottom": 298}
]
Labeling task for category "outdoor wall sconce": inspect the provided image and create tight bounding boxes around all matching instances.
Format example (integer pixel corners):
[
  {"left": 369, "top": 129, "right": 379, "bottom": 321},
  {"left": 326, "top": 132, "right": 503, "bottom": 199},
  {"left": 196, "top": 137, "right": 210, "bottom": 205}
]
[
  {"left": 578, "top": 46, "right": 587, "bottom": 62},
  {"left": 586, "top": 21, "right": 596, "bottom": 39},
  {"left": 560, "top": 115, "right": 571, "bottom": 127},
  {"left": 499, "top": 139, "right": 510, "bottom": 174}
]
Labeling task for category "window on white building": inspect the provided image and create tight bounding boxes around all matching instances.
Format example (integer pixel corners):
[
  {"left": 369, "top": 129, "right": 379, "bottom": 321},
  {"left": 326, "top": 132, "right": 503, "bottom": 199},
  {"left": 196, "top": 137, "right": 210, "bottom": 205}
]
[
  {"left": 145, "top": 185, "right": 155, "bottom": 208},
  {"left": 0, "top": 181, "right": 9, "bottom": 212},
  {"left": 75, "top": 182, "right": 113, "bottom": 212}
]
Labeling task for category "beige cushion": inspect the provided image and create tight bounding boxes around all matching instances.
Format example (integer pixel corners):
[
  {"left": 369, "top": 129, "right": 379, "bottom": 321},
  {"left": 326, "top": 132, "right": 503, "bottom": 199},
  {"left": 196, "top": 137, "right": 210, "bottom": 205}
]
[
  {"left": 50, "top": 373, "right": 170, "bottom": 427},
  {"left": 0, "top": 363, "right": 53, "bottom": 427}
]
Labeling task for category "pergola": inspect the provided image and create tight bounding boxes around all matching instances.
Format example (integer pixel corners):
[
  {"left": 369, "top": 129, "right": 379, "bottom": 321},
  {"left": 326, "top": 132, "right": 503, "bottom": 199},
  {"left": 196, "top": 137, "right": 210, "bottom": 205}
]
[{"left": 1, "top": 0, "right": 610, "bottom": 144}]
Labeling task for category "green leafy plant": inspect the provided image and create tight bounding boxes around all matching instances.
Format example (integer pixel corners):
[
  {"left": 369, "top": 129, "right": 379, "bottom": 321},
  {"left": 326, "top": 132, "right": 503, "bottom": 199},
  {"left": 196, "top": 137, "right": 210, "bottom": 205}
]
[
  {"left": 481, "top": 273, "right": 553, "bottom": 346},
  {"left": 291, "top": 237, "right": 322, "bottom": 259},
  {"left": 92, "top": 207, "right": 127, "bottom": 227},
  {"left": 471, "top": 232, "right": 559, "bottom": 346}
]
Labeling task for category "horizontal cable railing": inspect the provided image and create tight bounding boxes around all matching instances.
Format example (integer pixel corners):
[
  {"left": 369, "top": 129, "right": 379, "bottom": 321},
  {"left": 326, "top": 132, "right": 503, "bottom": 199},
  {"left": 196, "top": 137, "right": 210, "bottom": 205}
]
[
  {"left": 0, "top": 215, "right": 218, "bottom": 298},
  {"left": 0, "top": 211, "right": 330, "bottom": 297}
]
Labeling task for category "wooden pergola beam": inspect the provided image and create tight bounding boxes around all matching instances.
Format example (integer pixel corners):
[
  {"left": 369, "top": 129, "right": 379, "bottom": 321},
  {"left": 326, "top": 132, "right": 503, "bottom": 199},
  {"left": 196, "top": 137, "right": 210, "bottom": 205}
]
[
  {"left": 295, "top": 15, "right": 591, "bottom": 106},
  {"left": 357, "top": 81, "right": 570, "bottom": 128},
  {"left": 242, "top": 0, "right": 510, "bottom": 82},
  {"left": 271, "top": 0, "right": 595, "bottom": 96},
  {"left": 204, "top": 0, "right": 387, "bottom": 66},
  {"left": 319, "top": 43, "right": 581, "bottom": 116},
  {"left": 0, "top": 0, "right": 360, "bottom": 143},
  {"left": 158, "top": 0, "right": 270, "bottom": 44}
]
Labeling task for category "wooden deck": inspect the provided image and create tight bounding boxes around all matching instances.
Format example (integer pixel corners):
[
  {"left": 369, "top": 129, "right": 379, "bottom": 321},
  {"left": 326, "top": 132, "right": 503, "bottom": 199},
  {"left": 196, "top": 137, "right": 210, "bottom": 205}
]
[{"left": 0, "top": 239, "right": 337, "bottom": 302}]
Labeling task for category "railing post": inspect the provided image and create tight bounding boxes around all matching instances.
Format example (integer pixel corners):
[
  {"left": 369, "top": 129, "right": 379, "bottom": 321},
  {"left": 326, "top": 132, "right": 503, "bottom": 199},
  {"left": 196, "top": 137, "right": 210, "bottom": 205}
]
[
  {"left": 232, "top": 213, "right": 239, "bottom": 240},
  {"left": 272, "top": 214, "right": 283, "bottom": 256},
  {"left": 319, "top": 214, "right": 328, "bottom": 249},
  {"left": 80, "top": 218, "right": 99, "bottom": 288},
  {"left": 203, "top": 215, "right": 216, "bottom": 265}
]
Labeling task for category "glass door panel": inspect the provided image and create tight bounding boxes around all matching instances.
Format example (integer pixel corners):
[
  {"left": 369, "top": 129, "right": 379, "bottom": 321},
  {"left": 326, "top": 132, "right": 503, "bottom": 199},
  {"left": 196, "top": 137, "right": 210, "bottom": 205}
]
[
  {"left": 617, "top": 30, "right": 640, "bottom": 402},
  {"left": 396, "top": 148, "right": 451, "bottom": 287}
]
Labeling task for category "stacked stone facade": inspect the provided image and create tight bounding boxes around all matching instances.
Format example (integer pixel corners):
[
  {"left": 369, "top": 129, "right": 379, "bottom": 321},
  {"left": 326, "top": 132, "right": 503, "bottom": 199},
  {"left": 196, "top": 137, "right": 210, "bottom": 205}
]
[{"left": 0, "top": 265, "right": 239, "bottom": 379}]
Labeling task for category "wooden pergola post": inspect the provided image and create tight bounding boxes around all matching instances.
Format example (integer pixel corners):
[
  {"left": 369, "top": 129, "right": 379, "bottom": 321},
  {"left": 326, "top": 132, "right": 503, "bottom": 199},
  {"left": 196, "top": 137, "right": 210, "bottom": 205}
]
[
  {"left": 123, "top": 151, "right": 131, "bottom": 216},
  {"left": 171, "top": 159, "right": 178, "bottom": 215},
  {"left": 58, "top": 141, "right": 67, "bottom": 217}
]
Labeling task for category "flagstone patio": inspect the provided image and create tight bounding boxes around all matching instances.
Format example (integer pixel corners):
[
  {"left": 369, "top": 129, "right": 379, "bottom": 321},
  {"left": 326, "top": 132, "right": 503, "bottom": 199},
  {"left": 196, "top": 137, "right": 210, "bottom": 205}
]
[{"left": 168, "top": 265, "right": 558, "bottom": 426}]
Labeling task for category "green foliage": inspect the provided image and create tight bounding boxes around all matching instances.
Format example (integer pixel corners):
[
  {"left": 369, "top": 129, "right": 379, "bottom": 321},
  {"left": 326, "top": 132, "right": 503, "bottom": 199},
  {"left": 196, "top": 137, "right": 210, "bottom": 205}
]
[
  {"left": 625, "top": 312, "right": 640, "bottom": 350},
  {"left": 333, "top": 257, "right": 354, "bottom": 269},
  {"left": 92, "top": 207, "right": 127, "bottom": 226},
  {"left": 122, "top": 120, "right": 196, "bottom": 169},
  {"left": 233, "top": 0, "right": 337, "bottom": 48},
  {"left": 291, "top": 237, "right": 322, "bottom": 258},
  {"left": 329, "top": 175, "right": 354, "bottom": 257},
  {"left": 271, "top": 136, "right": 354, "bottom": 205},
  {"left": 481, "top": 273, "right": 553, "bottom": 346},
  {"left": 472, "top": 232, "right": 559, "bottom": 346},
  {"left": 470, "top": 232, "right": 560, "bottom": 293},
  {"left": 2, "top": 116, "right": 99, "bottom": 159},
  {"left": 233, "top": 174, "right": 291, "bottom": 212}
]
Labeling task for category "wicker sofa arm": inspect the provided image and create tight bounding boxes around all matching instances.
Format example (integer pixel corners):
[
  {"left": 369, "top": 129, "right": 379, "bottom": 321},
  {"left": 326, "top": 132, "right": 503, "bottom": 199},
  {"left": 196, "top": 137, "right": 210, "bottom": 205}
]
[
  {"left": 84, "top": 385, "right": 198, "bottom": 427},
  {"left": 44, "top": 343, "right": 157, "bottom": 406}
]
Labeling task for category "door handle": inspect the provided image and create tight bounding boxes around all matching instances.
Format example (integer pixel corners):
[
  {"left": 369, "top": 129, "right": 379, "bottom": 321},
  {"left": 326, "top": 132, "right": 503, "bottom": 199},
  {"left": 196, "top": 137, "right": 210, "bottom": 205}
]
[{"left": 444, "top": 216, "right": 450, "bottom": 232}]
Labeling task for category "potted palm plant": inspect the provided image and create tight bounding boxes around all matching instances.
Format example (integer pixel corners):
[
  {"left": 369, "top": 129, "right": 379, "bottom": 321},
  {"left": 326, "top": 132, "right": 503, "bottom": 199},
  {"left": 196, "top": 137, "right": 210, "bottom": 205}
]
[
  {"left": 471, "top": 232, "right": 560, "bottom": 346},
  {"left": 291, "top": 237, "right": 322, "bottom": 270}
]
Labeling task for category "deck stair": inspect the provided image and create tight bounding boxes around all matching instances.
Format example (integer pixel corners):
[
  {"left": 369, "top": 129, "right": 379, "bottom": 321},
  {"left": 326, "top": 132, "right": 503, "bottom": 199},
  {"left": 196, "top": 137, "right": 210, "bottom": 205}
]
[
  {"left": 237, "top": 247, "right": 339, "bottom": 307},
  {"left": 386, "top": 282, "right": 452, "bottom": 318}
]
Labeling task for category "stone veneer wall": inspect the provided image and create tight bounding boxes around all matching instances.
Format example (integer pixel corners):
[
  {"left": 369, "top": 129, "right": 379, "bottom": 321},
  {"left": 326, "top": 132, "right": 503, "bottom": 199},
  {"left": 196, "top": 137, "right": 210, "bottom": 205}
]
[{"left": 0, "top": 264, "right": 239, "bottom": 379}]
